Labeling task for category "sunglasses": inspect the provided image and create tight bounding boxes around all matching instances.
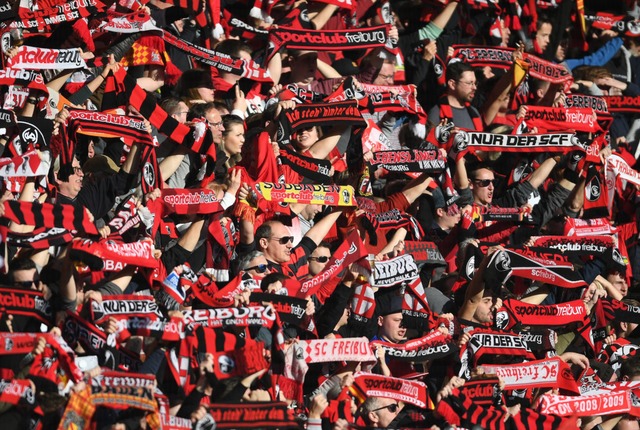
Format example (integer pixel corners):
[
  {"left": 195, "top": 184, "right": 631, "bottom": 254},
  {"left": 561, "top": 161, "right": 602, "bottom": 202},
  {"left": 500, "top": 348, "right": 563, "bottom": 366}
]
[
  {"left": 245, "top": 264, "right": 269, "bottom": 273},
  {"left": 371, "top": 403, "right": 399, "bottom": 414},
  {"left": 14, "top": 278, "right": 39, "bottom": 289},
  {"left": 472, "top": 179, "right": 496, "bottom": 188},
  {"left": 309, "top": 256, "right": 330, "bottom": 263},
  {"left": 270, "top": 236, "right": 294, "bottom": 245}
]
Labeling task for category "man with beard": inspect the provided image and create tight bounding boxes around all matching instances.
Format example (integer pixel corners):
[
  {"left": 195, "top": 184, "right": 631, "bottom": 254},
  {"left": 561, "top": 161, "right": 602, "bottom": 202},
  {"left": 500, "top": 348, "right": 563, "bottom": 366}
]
[{"left": 427, "top": 61, "right": 483, "bottom": 131}]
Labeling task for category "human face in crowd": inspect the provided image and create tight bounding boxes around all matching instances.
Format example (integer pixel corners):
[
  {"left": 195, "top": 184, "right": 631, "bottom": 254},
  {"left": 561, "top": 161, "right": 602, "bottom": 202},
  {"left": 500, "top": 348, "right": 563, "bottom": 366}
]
[
  {"left": 13, "top": 268, "right": 38, "bottom": 290},
  {"left": 295, "top": 126, "right": 319, "bottom": 151},
  {"left": 608, "top": 272, "right": 629, "bottom": 297},
  {"left": 205, "top": 108, "right": 225, "bottom": 145},
  {"left": 300, "top": 204, "right": 321, "bottom": 222},
  {"left": 263, "top": 222, "right": 294, "bottom": 264},
  {"left": 244, "top": 254, "right": 270, "bottom": 279},
  {"left": 370, "top": 400, "right": 402, "bottom": 428},
  {"left": 377, "top": 312, "right": 406, "bottom": 343},
  {"left": 308, "top": 245, "right": 331, "bottom": 276},
  {"left": 373, "top": 61, "right": 396, "bottom": 86},
  {"left": 223, "top": 123, "right": 245, "bottom": 157},
  {"left": 172, "top": 101, "right": 189, "bottom": 124},
  {"left": 290, "top": 51, "right": 318, "bottom": 85},
  {"left": 197, "top": 86, "right": 215, "bottom": 102},
  {"left": 474, "top": 296, "right": 495, "bottom": 324},
  {"left": 453, "top": 70, "right": 477, "bottom": 104},
  {"left": 436, "top": 204, "right": 461, "bottom": 231},
  {"left": 536, "top": 23, "right": 552, "bottom": 52},
  {"left": 470, "top": 168, "right": 495, "bottom": 206},
  {"left": 58, "top": 157, "right": 84, "bottom": 199}
]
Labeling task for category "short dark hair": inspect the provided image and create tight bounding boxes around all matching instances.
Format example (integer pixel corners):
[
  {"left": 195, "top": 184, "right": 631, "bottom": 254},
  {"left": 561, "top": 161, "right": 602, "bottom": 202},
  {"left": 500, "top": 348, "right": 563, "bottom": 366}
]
[
  {"left": 620, "top": 355, "right": 640, "bottom": 380},
  {"left": 535, "top": 14, "right": 553, "bottom": 33},
  {"left": 255, "top": 221, "right": 275, "bottom": 244},
  {"left": 446, "top": 61, "right": 474, "bottom": 83},
  {"left": 188, "top": 101, "right": 217, "bottom": 122},
  {"left": 468, "top": 162, "right": 495, "bottom": 181},
  {"left": 216, "top": 39, "right": 252, "bottom": 58}
]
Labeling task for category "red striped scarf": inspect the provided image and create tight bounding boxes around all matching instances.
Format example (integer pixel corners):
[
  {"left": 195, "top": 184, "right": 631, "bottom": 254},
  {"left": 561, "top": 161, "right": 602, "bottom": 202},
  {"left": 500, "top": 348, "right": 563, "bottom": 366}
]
[{"left": 3, "top": 199, "right": 98, "bottom": 234}]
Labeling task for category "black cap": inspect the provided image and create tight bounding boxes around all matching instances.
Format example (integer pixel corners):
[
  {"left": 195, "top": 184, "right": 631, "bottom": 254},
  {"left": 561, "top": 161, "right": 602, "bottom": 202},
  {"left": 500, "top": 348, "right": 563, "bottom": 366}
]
[{"left": 376, "top": 288, "right": 403, "bottom": 316}]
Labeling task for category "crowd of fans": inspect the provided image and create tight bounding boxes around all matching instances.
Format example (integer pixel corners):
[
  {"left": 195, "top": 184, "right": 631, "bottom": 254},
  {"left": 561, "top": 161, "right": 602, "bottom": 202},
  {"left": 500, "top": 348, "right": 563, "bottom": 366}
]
[{"left": 2, "top": 0, "right": 640, "bottom": 429}]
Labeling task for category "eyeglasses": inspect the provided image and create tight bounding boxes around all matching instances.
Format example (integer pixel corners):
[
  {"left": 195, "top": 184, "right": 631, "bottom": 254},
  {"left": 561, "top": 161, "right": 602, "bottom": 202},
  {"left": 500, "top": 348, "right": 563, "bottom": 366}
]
[
  {"left": 14, "top": 278, "right": 38, "bottom": 289},
  {"left": 457, "top": 80, "right": 478, "bottom": 87},
  {"left": 245, "top": 264, "right": 269, "bottom": 273},
  {"left": 270, "top": 236, "right": 294, "bottom": 245},
  {"left": 309, "top": 256, "right": 330, "bottom": 263},
  {"left": 176, "top": 111, "right": 189, "bottom": 115},
  {"left": 73, "top": 166, "right": 83, "bottom": 174},
  {"left": 371, "top": 403, "right": 400, "bottom": 414},
  {"left": 472, "top": 179, "right": 496, "bottom": 187},
  {"left": 377, "top": 73, "right": 394, "bottom": 82},
  {"left": 208, "top": 120, "right": 224, "bottom": 129}
]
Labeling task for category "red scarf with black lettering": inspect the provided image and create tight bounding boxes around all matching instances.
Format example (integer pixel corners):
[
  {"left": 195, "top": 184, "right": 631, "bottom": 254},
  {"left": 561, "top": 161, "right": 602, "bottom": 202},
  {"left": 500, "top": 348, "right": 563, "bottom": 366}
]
[
  {"left": 451, "top": 45, "right": 573, "bottom": 84},
  {"left": 499, "top": 298, "right": 587, "bottom": 330}
]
